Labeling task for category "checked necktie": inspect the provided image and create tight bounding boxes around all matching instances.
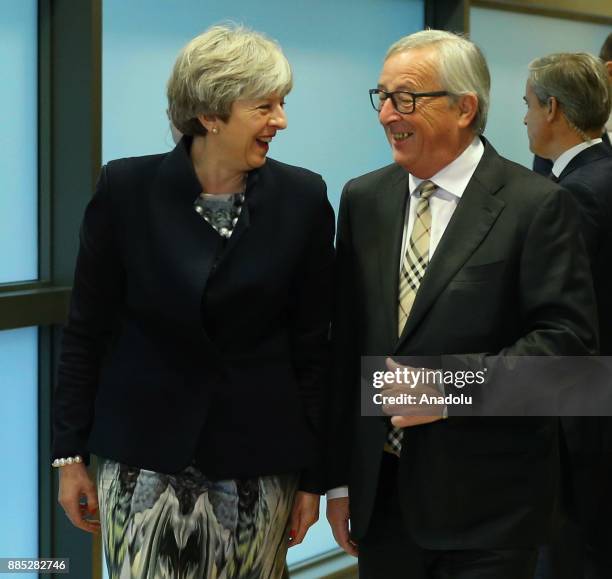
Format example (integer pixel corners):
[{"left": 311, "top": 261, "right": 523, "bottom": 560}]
[{"left": 386, "top": 179, "right": 437, "bottom": 456}]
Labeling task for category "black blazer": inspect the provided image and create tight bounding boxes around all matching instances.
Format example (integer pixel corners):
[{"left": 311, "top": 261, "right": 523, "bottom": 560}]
[
  {"left": 329, "top": 140, "right": 598, "bottom": 548},
  {"left": 53, "top": 137, "right": 335, "bottom": 492}
]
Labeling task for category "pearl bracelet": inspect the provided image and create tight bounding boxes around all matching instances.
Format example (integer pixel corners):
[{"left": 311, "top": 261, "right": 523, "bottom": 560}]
[{"left": 51, "top": 455, "right": 83, "bottom": 468}]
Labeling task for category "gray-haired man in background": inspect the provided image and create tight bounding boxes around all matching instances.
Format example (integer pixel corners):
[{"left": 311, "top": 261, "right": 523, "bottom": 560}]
[{"left": 524, "top": 51, "right": 612, "bottom": 579}]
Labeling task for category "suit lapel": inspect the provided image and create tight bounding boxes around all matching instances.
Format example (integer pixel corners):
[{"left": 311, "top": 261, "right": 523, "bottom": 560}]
[
  {"left": 558, "top": 142, "right": 612, "bottom": 181},
  {"left": 396, "top": 142, "right": 506, "bottom": 350},
  {"left": 377, "top": 165, "right": 410, "bottom": 346}
]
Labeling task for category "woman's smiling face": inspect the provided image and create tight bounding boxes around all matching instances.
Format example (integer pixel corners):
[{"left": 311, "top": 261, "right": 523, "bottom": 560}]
[{"left": 214, "top": 94, "right": 288, "bottom": 172}]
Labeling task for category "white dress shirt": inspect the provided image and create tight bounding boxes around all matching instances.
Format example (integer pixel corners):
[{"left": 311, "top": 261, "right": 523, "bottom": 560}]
[
  {"left": 327, "top": 137, "right": 485, "bottom": 501},
  {"left": 552, "top": 138, "right": 603, "bottom": 178}
]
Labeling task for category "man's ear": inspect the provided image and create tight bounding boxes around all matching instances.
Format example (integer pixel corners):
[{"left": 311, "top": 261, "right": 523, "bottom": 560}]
[
  {"left": 456, "top": 93, "right": 479, "bottom": 129},
  {"left": 546, "top": 96, "right": 559, "bottom": 122}
]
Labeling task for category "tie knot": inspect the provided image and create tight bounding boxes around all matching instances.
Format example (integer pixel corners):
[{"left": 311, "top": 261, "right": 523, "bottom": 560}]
[{"left": 417, "top": 180, "right": 437, "bottom": 200}]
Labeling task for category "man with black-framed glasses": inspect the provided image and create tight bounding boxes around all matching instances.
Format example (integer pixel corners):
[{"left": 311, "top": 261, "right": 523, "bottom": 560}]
[{"left": 326, "top": 29, "right": 597, "bottom": 579}]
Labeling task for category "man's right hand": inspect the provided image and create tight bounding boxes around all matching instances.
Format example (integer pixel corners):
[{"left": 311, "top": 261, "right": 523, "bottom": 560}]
[
  {"left": 58, "top": 463, "right": 100, "bottom": 533},
  {"left": 326, "top": 496, "right": 358, "bottom": 557}
]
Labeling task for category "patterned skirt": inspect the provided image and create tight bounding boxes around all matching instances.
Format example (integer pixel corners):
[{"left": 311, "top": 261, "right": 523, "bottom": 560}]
[{"left": 97, "top": 459, "right": 298, "bottom": 579}]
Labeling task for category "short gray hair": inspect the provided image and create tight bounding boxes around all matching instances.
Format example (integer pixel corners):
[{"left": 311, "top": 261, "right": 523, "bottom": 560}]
[
  {"left": 386, "top": 29, "right": 490, "bottom": 134},
  {"left": 528, "top": 52, "right": 611, "bottom": 137},
  {"left": 167, "top": 24, "right": 292, "bottom": 136}
]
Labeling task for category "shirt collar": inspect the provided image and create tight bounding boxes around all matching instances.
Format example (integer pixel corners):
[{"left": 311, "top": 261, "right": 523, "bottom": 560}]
[
  {"left": 408, "top": 137, "right": 484, "bottom": 199},
  {"left": 552, "top": 138, "right": 602, "bottom": 177}
]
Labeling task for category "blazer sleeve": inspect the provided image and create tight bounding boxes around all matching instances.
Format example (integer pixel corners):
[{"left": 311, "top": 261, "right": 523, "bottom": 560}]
[
  {"left": 507, "top": 185, "right": 599, "bottom": 356},
  {"left": 289, "top": 178, "right": 335, "bottom": 493},
  {"left": 53, "top": 165, "right": 125, "bottom": 462}
]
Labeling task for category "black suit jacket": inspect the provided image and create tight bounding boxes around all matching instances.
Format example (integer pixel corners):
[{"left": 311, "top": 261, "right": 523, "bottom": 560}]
[
  {"left": 53, "top": 137, "right": 335, "bottom": 492},
  {"left": 558, "top": 142, "right": 612, "bottom": 355},
  {"left": 556, "top": 142, "right": 612, "bottom": 536},
  {"left": 329, "top": 140, "right": 598, "bottom": 548}
]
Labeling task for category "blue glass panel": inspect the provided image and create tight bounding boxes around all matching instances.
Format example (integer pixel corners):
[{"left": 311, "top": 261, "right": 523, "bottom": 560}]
[
  {"left": 0, "top": 327, "right": 38, "bottom": 575},
  {"left": 0, "top": 0, "right": 38, "bottom": 283}
]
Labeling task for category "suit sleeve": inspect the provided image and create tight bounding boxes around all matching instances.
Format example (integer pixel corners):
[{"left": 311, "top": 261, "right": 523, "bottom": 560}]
[
  {"left": 53, "top": 166, "right": 125, "bottom": 462},
  {"left": 290, "top": 178, "right": 335, "bottom": 493},
  {"left": 444, "top": 186, "right": 599, "bottom": 413},
  {"left": 507, "top": 186, "right": 598, "bottom": 356}
]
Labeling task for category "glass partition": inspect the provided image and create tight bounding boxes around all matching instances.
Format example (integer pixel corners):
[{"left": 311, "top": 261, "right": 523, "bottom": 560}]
[
  {"left": 0, "top": 0, "right": 38, "bottom": 284},
  {"left": 0, "top": 327, "right": 38, "bottom": 577}
]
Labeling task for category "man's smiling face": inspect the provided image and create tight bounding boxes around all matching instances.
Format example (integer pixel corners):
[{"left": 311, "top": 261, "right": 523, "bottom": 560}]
[{"left": 378, "top": 47, "right": 468, "bottom": 178}]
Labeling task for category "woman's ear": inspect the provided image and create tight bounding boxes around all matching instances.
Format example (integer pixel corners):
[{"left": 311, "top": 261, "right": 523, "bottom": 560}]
[{"left": 197, "top": 114, "right": 218, "bottom": 134}]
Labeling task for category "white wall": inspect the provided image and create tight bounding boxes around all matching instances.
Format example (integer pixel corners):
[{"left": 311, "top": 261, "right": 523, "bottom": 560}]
[{"left": 471, "top": 7, "right": 611, "bottom": 168}]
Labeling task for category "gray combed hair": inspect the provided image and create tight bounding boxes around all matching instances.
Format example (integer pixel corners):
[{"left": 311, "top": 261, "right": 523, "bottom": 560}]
[
  {"left": 386, "top": 29, "right": 490, "bottom": 134},
  {"left": 167, "top": 24, "right": 292, "bottom": 136},
  {"left": 528, "top": 52, "right": 611, "bottom": 138}
]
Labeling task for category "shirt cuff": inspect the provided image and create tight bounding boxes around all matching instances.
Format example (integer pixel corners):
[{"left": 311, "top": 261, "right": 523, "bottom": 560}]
[{"left": 326, "top": 486, "right": 349, "bottom": 500}]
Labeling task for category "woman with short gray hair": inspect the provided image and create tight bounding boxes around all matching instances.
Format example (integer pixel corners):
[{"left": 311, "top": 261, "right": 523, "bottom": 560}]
[{"left": 53, "top": 24, "right": 333, "bottom": 579}]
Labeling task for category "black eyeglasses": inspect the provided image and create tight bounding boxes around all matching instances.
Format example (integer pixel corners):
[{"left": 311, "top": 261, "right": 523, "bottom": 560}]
[{"left": 369, "top": 88, "right": 451, "bottom": 114}]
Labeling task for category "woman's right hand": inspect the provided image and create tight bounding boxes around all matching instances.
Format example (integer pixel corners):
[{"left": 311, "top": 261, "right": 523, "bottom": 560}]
[{"left": 58, "top": 463, "right": 100, "bottom": 533}]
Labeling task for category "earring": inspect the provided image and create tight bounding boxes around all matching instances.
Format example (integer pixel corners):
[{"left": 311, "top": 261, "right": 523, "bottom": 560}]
[{"left": 211, "top": 127, "right": 219, "bottom": 134}]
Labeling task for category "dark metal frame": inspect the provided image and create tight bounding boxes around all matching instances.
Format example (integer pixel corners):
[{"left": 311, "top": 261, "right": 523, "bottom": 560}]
[
  {"left": 423, "top": 0, "right": 612, "bottom": 34},
  {"left": 43, "top": 1, "right": 103, "bottom": 574},
  {"left": 425, "top": 0, "right": 468, "bottom": 31},
  {"left": 469, "top": 0, "right": 612, "bottom": 28}
]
